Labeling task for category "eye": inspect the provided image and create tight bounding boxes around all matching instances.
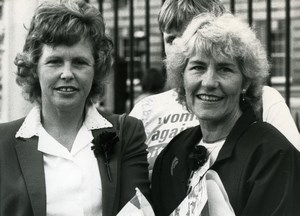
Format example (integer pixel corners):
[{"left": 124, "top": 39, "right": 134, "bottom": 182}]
[
  {"left": 218, "top": 66, "right": 233, "bottom": 73},
  {"left": 190, "top": 65, "right": 206, "bottom": 72},
  {"left": 165, "top": 36, "right": 176, "bottom": 45},
  {"left": 46, "top": 58, "right": 62, "bottom": 65},
  {"left": 73, "top": 58, "right": 89, "bottom": 66}
]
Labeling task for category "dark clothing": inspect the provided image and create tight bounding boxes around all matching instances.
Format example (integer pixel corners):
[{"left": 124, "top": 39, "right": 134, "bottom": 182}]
[
  {"left": 151, "top": 108, "right": 300, "bottom": 216},
  {"left": 0, "top": 111, "right": 150, "bottom": 216}
]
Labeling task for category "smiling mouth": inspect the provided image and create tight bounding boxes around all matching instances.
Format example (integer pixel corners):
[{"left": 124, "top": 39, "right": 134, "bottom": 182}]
[
  {"left": 196, "top": 94, "right": 223, "bottom": 102},
  {"left": 55, "top": 87, "right": 78, "bottom": 92}
]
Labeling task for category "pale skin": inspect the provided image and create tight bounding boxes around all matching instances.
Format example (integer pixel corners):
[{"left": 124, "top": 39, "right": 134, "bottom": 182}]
[
  {"left": 37, "top": 39, "right": 95, "bottom": 151},
  {"left": 183, "top": 52, "right": 249, "bottom": 142}
]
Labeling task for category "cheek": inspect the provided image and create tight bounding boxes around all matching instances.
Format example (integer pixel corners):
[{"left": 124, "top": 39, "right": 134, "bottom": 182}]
[{"left": 184, "top": 75, "right": 198, "bottom": 95}]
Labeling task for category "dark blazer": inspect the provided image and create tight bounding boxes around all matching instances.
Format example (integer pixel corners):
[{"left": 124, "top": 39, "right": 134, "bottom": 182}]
[
  {"left": 0, "top": 111, "right": 150, "bottom": 216},
  {"left": 151, "top": 108, "right": 300, "bottom": 216}
]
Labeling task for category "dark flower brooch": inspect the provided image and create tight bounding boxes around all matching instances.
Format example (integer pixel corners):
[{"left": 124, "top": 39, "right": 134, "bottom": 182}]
[
  {"left": 187, "top": 145, "right": 208, "bottom": 195},
  {"left": 187, "top": 145, "right": 208, "bottom": 171},
  {"left": 91, "top": 131, "right": 119, "bottom": 182}
]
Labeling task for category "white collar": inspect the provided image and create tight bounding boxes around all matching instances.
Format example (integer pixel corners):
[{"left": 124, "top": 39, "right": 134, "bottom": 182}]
[{"left": 15, "top": 104, "right": 113, "bottom": 139}]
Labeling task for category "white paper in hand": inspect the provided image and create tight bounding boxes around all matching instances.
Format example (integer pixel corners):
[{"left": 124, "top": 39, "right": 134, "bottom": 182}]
[
  {"left": 170, "top": 170, "right": 235, "bottom": 216},
  {"left": 117, "top": 188, "right": 155, "bottom": 216}
]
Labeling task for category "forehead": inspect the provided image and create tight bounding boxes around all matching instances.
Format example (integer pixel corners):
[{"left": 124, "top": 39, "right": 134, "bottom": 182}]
[
  {"left": 189, "top": 50, "right": 237, "bottom": 65},
  {"left": 42, "top": 39, "right": 93, "bottom": 54},
  {"left": 39, "top": 39, "right": 94, "bottom": 61},
  {"left": 163, "top": 29, "right": 182, "bottom": 39}
]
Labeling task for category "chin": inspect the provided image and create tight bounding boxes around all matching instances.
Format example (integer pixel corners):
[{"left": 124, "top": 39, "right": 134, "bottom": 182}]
[{"left": 195, "top": 111, "right": 221, "bottom": 122}]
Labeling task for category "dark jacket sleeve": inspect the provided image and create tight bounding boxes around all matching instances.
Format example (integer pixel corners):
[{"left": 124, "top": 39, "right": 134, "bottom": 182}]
[
  {"left": 0, "top": 118, "right": 37, "bottom": 216},
  {"left": 241, "top": 147, "right": 300, "bottom": 215},
  {"left": 118, "top": 115, "right": 151, "bottom": 210},
  {"left": 215, "top": 122, "right": 300, "bottom": 216},
  {"left": 236, "top": 124, "right": 300, "bottom": 216}
]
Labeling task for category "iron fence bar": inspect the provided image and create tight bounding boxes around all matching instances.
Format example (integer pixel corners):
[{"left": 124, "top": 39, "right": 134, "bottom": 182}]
[
  {"left": 230, "top": 0, "right": 235, "bottom": 14},
  {"left": 161, "top": 0, "right": 166, "bottom": 60},
  {"left": 285, "top": 0, "right": 291, "bottom": 107},
  {"left": 129, "top": 0, "right": 134, "bottom": 109},
  {"left": 98, "top": 0, "right": 103, "bottom": 13},
  {"left": 266, "top": 0, "right": 272, "bottom": 86},
  {"left": 248, "top": 0, "right": 253, "bottom": 26},
  {"left": 145, "top": 0, "right": 150, "bottom": 70}
]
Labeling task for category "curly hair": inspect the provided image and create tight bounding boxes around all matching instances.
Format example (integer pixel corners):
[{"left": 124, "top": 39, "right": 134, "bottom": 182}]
[
  {"left": 14, "top": 0, "right": 113, "bottom": 104},
  {"left": 165, "top": 13, "right": 270, "bottom": 114}
]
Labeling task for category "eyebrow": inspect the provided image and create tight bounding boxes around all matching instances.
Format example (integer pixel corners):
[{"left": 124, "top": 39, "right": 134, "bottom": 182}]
[
  {"left": 44, "top": 55, "right": 92, "bottom": 62},
  {"left": 189, "top": 60, "right": 206, "bottom": 65},
  {"left": 189, "top": 60, "right": 236, "bottom": 67},
  {"left": 217, "top": 62, "right": 236, "bottom": 67}
]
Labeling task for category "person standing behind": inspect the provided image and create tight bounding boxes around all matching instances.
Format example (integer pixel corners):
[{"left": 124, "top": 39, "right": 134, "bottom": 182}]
[
  {"left": 130, "top": 0, "right": 300, "bottom": 176},
  {"left": 0, "top": 1, "right": 150, "bottom": 216}
]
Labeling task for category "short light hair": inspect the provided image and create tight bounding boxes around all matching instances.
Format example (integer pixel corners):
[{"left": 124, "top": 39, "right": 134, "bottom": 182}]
[
  {"left": 166, "top": 13, "right": 270, "bottom": 114},
  {"left": 158, "top": 0, "right": 226, "bottom": 34},
  {"left": 14, "top": 0, "right": 113, "bottom": 104}
]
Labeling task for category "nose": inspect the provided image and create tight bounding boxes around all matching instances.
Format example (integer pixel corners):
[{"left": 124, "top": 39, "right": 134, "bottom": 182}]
[
  {"left": 201, "top": 65, "right": 218, "bottom": 89},
  {"left": 60, "top": 63, "right": 74, "bottom": 81}
]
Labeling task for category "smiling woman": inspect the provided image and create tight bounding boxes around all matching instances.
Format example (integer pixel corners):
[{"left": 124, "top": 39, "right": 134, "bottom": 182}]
[
  {"left": 0, "top": 1, "right": 150, "bottom": 216},
  {"left": 151, "top": 12, "right": 300, "bottom": 216},
  {"left": 37, "top": 40, "right": 95, "bottom": 114}
]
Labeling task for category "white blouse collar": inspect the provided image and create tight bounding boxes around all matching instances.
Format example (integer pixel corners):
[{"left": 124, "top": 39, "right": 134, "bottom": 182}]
[{"left": 16, "top": 104, "right": 113, "bottom": 139}]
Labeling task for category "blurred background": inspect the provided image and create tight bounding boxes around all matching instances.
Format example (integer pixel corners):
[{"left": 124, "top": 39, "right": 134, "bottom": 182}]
[{"left": 0, "top": 0, "right": 299, "bottom": 130}]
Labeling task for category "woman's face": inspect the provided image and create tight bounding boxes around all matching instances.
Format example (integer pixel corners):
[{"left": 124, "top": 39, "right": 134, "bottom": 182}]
[
  {"left": 37, "top": 39, "right": 95, "bottom": 111},
  {"left": 183, "top": 52, "right": 245, "bottom": 123}
]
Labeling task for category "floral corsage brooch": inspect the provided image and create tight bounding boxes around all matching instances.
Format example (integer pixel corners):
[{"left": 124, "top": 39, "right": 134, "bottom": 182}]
[
  {"left": 187, "top": 145, "right": 208, "bottom": 171},
  {"left": 91, "top": 131, "right": 119, "bottom": 182}
]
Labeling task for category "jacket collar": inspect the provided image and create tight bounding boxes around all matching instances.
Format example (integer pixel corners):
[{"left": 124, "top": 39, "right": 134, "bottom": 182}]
[
  {"left": 16, "top": 105, "right": 113, "bottom": 139},
  {"left": 14, "top": 108, "right": 118, "bottom": 216},
  {"left": 91, "top": 112, "right": 120, "bottom": 216},
  {"left": 214, "top": 108, "right": 258, "bottom": 164},
  {"left": 15, "top": 136, "right": 46, "bottom": 216}
]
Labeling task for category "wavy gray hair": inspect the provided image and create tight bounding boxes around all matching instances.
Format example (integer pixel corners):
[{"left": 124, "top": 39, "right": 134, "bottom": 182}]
[{"left": 165, "top": 13, "right": 269, "bottom": 114}]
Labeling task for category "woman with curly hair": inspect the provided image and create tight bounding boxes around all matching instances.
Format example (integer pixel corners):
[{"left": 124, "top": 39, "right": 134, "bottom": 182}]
[
  {"left": 0, "top": 1, "right": 150, "bottom": 215},
  {"left": 151, "top": 13, "right": 300, "bottom": 216}
]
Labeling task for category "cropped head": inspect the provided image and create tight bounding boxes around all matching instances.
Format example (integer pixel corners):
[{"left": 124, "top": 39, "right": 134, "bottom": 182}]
[
  {"left": 158, "top": 0, "right": 226, "bottom": 56},
  {"left": 14, "top": 0, "right": 113, "bottom": 104},
  {"left": 166, "top": 13, "right": 269, "bottom": 115}
]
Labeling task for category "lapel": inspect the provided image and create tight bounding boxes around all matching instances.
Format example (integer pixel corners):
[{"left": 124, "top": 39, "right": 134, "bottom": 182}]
[
  {"left": 15, "top": 137, "right": 46, "bottom": 216},
  {"left": 213, "top": 108, "right": 257, "bottom": 165},
  {"left": 171, "top": 126, "right": 202, "bottom": 201},
  {"left": 92, "top": 126, "right": 120, "bottom": 216}
]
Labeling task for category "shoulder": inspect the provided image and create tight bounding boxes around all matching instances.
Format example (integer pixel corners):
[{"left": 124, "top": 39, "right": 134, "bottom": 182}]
[
  {"left": 0, "top": 118, "right": 25, "bottom": 135},
  {"left": 0, "top": 118, "right": 26, "bottom": 148},
  {"left": 130, "top": 89, "right": 182, "bottom": 114},
  {"left": 242, "top": 121, "right": 297, "bottom": 153},
  {"left": 262, "top": 86, "right": 285, "bottom": 108},
  {"left": 98, "top": 110, "right": 143, "bottom": 130},
  {"left": 261, "top": 86, "right": 300, "bottom": 148},
  {"left": 157, "top": 126, "right": 201, "bottom": 159},
  {"left": 130, "top": 89, "right": 192, "bottom": 123}
]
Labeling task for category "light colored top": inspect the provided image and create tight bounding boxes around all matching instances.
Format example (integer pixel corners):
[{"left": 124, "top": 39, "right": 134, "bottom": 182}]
[
  {"left": 188, "top": 139, "right": 225, "bottom": 191},
  {"left": 130, "top": 87, "right": 300, "bottom": 172},
  {"left": 262, "top": 86, "right": 300, "bottom": 150},
  {"left": 173, "top": 139, "right": 229, "bottom": 216},
  {"left": 16, "top": 105, "right": 113, "bottom": 216},
  {"left": 130, "top": 89, "right": 199, "bottom": 171}
]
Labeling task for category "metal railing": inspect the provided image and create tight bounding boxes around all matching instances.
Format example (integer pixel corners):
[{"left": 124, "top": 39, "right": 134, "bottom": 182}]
[{"left": 92, "top": 0, "right": 299, "bottom": 130}]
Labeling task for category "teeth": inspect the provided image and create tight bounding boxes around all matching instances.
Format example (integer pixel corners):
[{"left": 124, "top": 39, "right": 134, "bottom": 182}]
[
  {"left": 57, "top": 87, "right": 76, "bottom": 92},
  {"left": 198, "top": 94, "right": 221, "bottom": 102}
]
